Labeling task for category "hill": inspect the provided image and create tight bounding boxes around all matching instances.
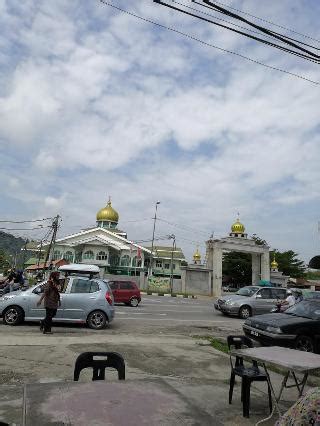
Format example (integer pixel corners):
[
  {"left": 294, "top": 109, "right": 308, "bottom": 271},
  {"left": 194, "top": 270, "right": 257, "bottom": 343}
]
[{"left": 0, "top": 231, "right": 26, "bottom": 256}]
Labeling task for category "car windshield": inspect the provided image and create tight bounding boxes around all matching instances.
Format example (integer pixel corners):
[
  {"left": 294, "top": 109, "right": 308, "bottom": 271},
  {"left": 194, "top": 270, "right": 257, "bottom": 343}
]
[
  {"left": 285, "top": 301, "right": 320, "bottom": 320},
  {"left": 236, "top": 287, "right": 259, "bottom": 297}
]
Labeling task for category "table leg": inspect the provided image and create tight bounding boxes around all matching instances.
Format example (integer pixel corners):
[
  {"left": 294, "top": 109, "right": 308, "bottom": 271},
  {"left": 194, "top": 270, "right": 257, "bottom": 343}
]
[
  {"left": 292, "top": 371, "right": 308, "bottom": 397},
  {"left": 255, "top": 364, "right": 283, "bottom": 425}
]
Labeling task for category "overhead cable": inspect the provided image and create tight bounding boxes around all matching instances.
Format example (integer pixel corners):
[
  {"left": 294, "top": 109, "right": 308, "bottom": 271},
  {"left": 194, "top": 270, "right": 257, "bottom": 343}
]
[
  {"left": 154, "top": 0, "right": 320, "bottom": 63},
  {"left": 212, "top": 0, "right": 320, "bottom": 43},
  {"left": 0, "top": 217, "right": 53, "bottom": 224},
  {"left": 98, "top": 1, "right": 320, "bottom": 85},
  {"left": 192, "top": 0, "right": 320, "bottom": 51},
  {"left": 199, "top": 0, "right": 320, "bottom": 59}
]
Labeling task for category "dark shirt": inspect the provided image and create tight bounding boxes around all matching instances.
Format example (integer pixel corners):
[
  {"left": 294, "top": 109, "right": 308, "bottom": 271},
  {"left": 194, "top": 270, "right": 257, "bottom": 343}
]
[{"left": 44, "top": 282, "right": 60, "bottom": 309}]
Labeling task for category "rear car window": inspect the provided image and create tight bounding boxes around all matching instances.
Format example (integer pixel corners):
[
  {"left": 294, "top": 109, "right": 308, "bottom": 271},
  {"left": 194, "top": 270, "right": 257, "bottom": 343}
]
[
  {"left": 70, "top": 279, "right": 99, "bottom": 293},
  {"left": 109, "top": 282, "right": 118, "bottom": 290},
  {"left": 119, "top": 282, "right": 135, "bottom": 290}
]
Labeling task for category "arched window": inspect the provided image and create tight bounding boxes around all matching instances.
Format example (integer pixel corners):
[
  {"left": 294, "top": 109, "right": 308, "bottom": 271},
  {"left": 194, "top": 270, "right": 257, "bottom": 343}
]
[
  {"left": 63, "top": 251, "right": 74, "bottom": 262},
  {"left": 52, "top": 250, "right": 62, "bottom": 261},
  {"left": 83, "top": 250, "right": 94, "bottom": 260},
  {"left": 132, "top": 256, "right": 142, "bottom": 267},
  {"left": 120, "top": 255, "right": 130, "bottom": 266},
  {"left": 110, "top": 255, "right": 120, "bottom": 266},
  {"left": 96, "top": 251, "right": 107, "bottom": 261}
]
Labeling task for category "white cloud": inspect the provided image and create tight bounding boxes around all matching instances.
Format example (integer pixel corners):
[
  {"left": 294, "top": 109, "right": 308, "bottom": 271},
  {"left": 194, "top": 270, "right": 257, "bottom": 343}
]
[{"left": 0, "top": 0, "right": 319, "bottom": 263}]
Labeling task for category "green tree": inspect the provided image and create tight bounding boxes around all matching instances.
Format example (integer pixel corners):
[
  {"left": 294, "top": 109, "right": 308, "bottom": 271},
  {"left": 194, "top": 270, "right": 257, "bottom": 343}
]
[
  {"left": 0, "top": 249, "right": 11, "bottom": 273},
  {"left": 222, "top": 234, "right": 268, "bottom": 285},
  {"left": 271, "top": 250, "right": 306, "bottom": 278},
  {"left": 222, "top": 252, "right": 252, "bottom": 285}
]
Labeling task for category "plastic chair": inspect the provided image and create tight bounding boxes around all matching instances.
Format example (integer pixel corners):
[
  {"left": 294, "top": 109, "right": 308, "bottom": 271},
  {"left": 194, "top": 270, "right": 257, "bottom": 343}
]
[
  {"left": 227, "top": 335, "right": 272, "bottom": 418},
  {"left": 74, "top": 352, "right": 125, "bottom": 381}
]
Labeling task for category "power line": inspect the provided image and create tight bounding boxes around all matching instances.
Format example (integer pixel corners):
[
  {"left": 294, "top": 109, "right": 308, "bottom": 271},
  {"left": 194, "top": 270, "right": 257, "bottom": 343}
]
[
  {"left": 0, "top": 226, "right": 50, "bottom": 231},
  {"left": 170, "top": 0, "right": 296, "bottom": 45},
  {"left": 199, "top": 0, "right": 320, "bottom": 60},
  {"left": 155, "top": 0, "right": 320, "bottom": 63},
  {"left": 98, "top": 0, "right": 320, "bottom": 85},
  {"left": 0, "top": 217, "right": 53, "bottom": 224},
  {"left": 157, "top": 217, "right": 209, "bottom": 237},
  {"left": 192, "top": 0, "right": 320, "bottom": 52},
  {"left": 212, "top": 0, "right": 320, "bottom": 44}
]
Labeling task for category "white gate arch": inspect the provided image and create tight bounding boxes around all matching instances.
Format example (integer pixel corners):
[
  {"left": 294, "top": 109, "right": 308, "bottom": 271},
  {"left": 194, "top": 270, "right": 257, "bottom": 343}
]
[{"left": 206, "top": 218, "right": 270, "bottom": 297}]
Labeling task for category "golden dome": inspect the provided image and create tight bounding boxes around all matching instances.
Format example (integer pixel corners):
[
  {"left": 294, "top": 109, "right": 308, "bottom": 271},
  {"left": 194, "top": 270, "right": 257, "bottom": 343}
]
[
  {"left": 231, "top": 218, "right": 245, "bottom": 234},
  {"left": 96, "top": 198, "right": 119, "bottom": 223},
  {"left": 193, "top": 248, "right": 201, "bottom": 261},
  {"left": 271, "top": 255, "right": 278, "bottom": 269}
]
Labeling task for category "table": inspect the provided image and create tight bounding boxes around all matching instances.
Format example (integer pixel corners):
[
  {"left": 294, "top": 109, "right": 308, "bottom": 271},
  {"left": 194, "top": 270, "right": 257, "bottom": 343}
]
[
  {"left": 22, "top": 378, "right": 212, "bottom": 425},
  {"left": 231, "top": 346, "right": 320, "bottom": 425}
]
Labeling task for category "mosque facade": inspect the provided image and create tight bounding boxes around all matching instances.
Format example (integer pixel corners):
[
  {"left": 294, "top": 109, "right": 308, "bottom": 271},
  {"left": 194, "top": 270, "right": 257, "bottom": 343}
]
[{"left": 48, "top": 199, "right": 185, "bottom": 278}]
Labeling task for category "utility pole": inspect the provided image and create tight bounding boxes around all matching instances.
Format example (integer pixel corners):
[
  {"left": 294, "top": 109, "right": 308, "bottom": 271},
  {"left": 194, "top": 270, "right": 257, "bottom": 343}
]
[
  {"left": 169, "top": 234, "right": 176, "bottom": 295},
  {"left": 43, "top": 215, "right": 60, "bottom": 277},
  {"left": 37, "top": 240, "right": 43, "bottom": 268},
  {"left": 149, "top": 201, "right": 160, "bottom": 277}
]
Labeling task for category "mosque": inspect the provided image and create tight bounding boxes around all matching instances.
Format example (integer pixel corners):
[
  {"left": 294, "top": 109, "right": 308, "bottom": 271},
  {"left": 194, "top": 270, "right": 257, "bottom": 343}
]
[
  {"left": 25, "top": 199, "right": 290, "bottom": 295},
  {"left": 47, "top": 198, "right": 186, "bottom": 278}
]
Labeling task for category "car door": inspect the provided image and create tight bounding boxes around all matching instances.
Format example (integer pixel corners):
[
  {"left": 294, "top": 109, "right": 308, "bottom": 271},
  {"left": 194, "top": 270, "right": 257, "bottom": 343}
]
[
  {"left": 27, "top": 283, "right": 63, "bottom": 320},
  {"left": 119, "top": 281, "right": 132, "bottom": 303},
  {"left": 254, "top": 288, "right": 273, "bottom": 314},
  {"left": 109, "top": 281, "right": 120, "bottom": 303},
  {"left": 62, "top": 277, "right": 99, "bottom": 321}
]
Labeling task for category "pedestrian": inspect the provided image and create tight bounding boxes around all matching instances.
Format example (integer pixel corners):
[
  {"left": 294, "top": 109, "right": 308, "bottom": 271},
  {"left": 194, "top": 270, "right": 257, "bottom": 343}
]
[{"left": 37, "top": 271, "right": 61, "bottom": 334}]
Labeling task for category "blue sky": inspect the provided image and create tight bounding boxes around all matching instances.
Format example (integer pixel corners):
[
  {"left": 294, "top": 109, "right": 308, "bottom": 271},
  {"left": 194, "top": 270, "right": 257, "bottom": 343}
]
[{"left": 0, "top": 0, "right": 320, "bottom": 263}]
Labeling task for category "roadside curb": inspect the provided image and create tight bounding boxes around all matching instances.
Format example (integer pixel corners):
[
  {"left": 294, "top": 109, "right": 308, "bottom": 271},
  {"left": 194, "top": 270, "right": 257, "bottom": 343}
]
[{"left": 141, "top": 291, "right": 197, "bottom": 299}]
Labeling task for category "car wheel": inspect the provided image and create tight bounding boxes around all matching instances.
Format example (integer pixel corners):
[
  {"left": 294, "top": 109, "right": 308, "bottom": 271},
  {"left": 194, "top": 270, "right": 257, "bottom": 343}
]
[
  {"left": 295, "top": 335, "right": 314, "bottom": 353},
  {"left": 130, "top": 297, "right": 139, "bottom": 307},
  {"left": 3, "top": 306, "right": 24, "bottom": 326},
  {"left": 239, "top": 306, "right": 251, "bottom": 319},
  {"left": 87, "top": 310, "right": 107, "bottom": 330}
]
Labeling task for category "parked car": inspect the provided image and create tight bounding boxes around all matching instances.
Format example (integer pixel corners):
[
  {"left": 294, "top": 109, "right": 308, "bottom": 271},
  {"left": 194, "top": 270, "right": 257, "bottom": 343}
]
[
  {"left": 243, "top": 300, "right": 320, "bottom": 353},
  {"left": 106, "top": 280, "right": 141, "bottom": 307},
  {"left": 214, "top": 286, "right": 287, "bottom": 319},
  {"left": 0, "top": 275, "right": 115, "bottom": 329}
]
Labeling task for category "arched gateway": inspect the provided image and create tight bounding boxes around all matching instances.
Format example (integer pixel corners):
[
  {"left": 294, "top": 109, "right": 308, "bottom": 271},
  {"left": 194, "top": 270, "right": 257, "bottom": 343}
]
[{"left": 206, "top": 218, "right": 270, "bottom": 297}]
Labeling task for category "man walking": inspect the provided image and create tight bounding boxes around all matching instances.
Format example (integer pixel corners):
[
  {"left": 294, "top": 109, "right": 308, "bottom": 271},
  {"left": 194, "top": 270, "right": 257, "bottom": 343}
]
[{"left": 37, "top": 271, "right": 61, "bottom": 334}]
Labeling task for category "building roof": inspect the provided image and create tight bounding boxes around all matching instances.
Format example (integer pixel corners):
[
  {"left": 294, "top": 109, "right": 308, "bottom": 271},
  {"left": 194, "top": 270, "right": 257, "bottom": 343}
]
[
  {"left": 25, "top": 259, "right": 68, "bottom": 271},
  {"left": 42, "top": 227, "right": 151, "bottom": 254},
  {"left": 145, "top": 246, "right": 185, "bottom": 260}
]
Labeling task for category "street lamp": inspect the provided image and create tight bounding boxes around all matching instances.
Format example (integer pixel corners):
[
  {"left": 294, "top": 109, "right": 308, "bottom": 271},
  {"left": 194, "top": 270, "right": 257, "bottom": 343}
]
[
  {"left": 149, "top": 201, "right": 160, "bottom": 277},
  {"left": 168, "top": 234, "right": 176, "bottom": 295}
]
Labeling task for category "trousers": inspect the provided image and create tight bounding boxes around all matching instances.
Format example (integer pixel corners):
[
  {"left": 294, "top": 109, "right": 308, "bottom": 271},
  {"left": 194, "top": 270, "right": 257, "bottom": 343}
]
[{"left": 42, "top": 307, "right": 57, "bottom": 332}]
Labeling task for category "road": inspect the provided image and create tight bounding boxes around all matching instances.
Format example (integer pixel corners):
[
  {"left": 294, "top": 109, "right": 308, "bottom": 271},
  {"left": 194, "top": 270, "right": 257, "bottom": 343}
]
[{"left": 0, "top": 294, "right": 244, "bottom": 338}]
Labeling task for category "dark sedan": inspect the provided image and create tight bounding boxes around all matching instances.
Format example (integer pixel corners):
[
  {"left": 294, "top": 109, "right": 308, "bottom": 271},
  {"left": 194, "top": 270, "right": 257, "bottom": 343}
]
[{"left": 243, "top": 300, "right": 320, "bottom": 353}]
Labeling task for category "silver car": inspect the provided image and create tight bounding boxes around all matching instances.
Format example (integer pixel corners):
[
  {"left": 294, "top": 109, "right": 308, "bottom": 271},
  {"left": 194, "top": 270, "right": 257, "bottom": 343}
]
[
  {"left": 214, "top": 286, "right": 287, "bottom": 319},
  {"left": 0, "top": 276, "right": 115, "bottom": 329}
]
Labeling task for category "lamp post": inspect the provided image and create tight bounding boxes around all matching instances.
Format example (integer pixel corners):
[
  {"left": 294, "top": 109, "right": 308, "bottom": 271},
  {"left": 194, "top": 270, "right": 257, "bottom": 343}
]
[
  {"left": 168, "top": 234, "right": 176, "bottom": 295},
  {"left": 149, "top": 201, "right": 160, "bottom": 277}
]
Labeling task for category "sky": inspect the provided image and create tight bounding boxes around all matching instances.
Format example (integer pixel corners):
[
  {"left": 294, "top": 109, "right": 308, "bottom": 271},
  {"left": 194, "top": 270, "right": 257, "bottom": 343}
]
[{"left": 0, "top": 0, "right": 320, "bottom": 264}]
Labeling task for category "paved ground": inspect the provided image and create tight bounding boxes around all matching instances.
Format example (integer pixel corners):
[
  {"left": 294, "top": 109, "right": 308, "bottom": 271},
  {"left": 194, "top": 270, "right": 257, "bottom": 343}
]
[{"left": 0, "top": 296, "right": 311, "bottom": 425}]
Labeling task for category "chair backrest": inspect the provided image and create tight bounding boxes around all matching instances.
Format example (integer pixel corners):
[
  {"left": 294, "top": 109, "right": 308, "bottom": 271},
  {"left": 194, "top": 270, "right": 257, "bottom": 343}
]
[
  {"left": 227, "top": 335, "right": 253, "bottom": 369},
  {"left": 74, "top": 352, "right": 125, "bottom": 381}
]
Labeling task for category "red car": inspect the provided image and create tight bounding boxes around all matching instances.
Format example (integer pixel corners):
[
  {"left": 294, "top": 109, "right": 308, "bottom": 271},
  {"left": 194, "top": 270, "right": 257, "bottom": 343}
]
[{"left": 107, "top": 280, "right": 141, "bottom": 307}]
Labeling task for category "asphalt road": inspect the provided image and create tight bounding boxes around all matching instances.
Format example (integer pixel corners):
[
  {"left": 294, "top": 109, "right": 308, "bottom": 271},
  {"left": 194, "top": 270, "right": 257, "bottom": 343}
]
[{"left": 0, "top": 294, "right": 244, "bottom": 336}]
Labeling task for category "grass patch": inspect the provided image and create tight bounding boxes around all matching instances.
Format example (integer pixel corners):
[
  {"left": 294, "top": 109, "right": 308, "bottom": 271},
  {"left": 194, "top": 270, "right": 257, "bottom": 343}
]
[{"left": 207, "top": 337, "right": 229, "bottom": 354}]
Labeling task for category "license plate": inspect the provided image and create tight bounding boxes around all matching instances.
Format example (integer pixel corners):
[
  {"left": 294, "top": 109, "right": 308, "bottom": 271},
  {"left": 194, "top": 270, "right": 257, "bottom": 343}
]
[{"left": 250, "top": 330, "right": 260, "bottom": 337}]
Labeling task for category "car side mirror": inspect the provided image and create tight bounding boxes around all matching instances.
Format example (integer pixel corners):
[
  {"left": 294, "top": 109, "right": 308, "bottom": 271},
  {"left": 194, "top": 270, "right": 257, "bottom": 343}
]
[
  {"left": 33, "top": 287, "right": 43, "bottom": 295},
  {"left": 256, "top": 294, "right": 262, "bottom": 298}
]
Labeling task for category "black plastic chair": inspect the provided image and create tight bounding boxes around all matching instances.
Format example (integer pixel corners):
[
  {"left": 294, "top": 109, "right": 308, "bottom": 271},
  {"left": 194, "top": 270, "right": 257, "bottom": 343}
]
[
  {"left": 227, "top": 335, "right": 272, "bottom": 418},
  {"left": 74, "top": 352, "right": 125, "bottom": 381}
]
